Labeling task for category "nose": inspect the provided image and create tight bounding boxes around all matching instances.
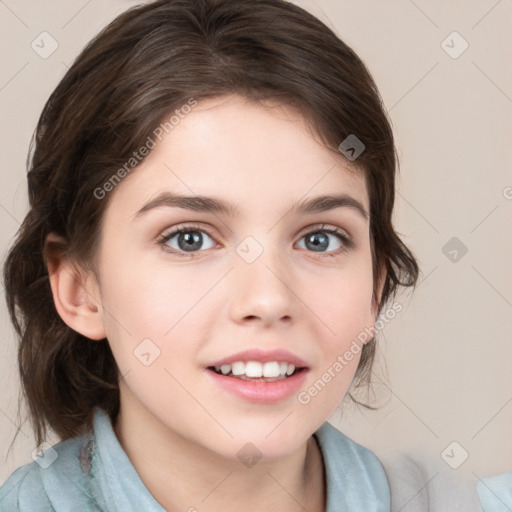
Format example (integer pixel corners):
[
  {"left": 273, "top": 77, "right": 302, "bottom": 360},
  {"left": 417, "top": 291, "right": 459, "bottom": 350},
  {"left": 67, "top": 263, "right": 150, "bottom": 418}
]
[{"left": 228, "top": 243, "right": 298, "bottom": 328}]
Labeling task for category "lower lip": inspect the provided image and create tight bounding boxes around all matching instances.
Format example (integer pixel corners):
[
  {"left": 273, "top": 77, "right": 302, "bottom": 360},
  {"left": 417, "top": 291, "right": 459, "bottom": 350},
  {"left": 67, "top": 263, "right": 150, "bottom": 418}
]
[{"left": 205, "top": 368, "right": 308, "bottom": 404}]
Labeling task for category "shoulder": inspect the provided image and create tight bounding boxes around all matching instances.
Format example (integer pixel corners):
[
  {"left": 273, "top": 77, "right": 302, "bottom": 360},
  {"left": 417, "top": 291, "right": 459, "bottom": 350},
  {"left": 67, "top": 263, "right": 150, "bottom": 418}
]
[
  {"left": 379, "top": 450, "right": 484, "bottom": 512},
  {"left": 315, "top": 423, "right": 485, "bottom": 512},
  {"left": 0, "top": 435, "right": 102, "bottom": 512},
  {"left": 476, "top": 471, "right": 512, "bottom": 511},
  {"left": 0, "top": 456, "right": 53, "bottom": 511}
]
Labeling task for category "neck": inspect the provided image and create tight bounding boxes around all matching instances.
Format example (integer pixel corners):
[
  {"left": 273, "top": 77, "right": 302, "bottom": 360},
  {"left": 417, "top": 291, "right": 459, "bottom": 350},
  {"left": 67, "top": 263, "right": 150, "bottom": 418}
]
[{"left": 113, "top": 401, "right": 326, "bottom": 512}]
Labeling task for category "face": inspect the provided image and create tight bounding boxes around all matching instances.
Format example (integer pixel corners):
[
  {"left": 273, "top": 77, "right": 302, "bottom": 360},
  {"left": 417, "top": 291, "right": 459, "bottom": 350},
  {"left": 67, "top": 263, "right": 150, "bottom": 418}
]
[{"left": 93, "top": 94, "right": 377, "bottom": 460}]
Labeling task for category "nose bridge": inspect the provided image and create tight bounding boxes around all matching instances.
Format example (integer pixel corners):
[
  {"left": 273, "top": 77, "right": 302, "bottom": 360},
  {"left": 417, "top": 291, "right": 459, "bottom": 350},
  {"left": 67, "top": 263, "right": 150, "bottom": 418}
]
[{"left": 229, "top": 234, "right": 297, "bottom": 324}]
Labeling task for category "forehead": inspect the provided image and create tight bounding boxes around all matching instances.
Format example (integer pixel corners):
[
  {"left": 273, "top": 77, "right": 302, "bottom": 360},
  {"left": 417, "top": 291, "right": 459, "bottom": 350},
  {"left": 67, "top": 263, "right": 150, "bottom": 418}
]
[{"left": 104, "top": 95, "right": 368, "bottom": 221}]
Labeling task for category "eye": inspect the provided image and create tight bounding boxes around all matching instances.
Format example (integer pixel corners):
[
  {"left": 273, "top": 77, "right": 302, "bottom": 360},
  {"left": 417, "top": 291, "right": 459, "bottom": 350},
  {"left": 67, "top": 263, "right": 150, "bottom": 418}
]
[
  {"left": 296, "top": 225, "right": 354, "bottom": 255},
  {"left": 159, "top": 223, "right": 354, "bottom": 258},
  {"left": 160, "top": 224, "right": 216, "bottom": 255}
]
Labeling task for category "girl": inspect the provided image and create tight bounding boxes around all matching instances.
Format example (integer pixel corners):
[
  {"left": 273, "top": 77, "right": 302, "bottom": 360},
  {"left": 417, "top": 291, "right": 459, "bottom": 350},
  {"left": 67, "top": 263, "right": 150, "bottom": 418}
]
[{"left": 0, "top": 0, "right": 490, "bottom": 510}]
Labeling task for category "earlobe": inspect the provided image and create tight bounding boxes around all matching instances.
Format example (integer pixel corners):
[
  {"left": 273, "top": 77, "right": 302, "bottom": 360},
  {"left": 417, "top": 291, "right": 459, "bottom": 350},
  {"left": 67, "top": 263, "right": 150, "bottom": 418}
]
[{"left": 44, "top": 232, "right": 106, "bottom": 341}]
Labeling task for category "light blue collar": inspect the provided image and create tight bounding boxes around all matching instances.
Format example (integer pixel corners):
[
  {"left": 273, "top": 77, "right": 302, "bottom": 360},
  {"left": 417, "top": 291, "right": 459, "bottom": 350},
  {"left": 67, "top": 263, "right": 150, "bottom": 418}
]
[
  {"left": 314, "top": 421, "right": 390, "bottom": 511},
  {"left": 477, "top": 471, "right": 512, "bottom": 511},
  {"left": 89, "top": 408, "right": 390, "bottom": 511},
  {"left": 4, "top": 407, "right": 390, "bottom": 511}
]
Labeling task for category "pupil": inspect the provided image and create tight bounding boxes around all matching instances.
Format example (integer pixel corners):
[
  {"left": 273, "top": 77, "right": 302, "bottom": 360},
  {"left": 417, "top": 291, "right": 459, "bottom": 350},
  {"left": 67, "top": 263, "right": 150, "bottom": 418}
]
[
  {"left": 179, "top": 231, "right": 202, "bottom": 251},
  {"left": 306, "top": 233, "right": 328, "bottom": 252}
]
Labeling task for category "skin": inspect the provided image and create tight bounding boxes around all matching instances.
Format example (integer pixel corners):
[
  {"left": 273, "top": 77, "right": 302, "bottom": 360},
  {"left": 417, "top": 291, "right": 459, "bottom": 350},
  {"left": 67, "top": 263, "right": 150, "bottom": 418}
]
[{"left": 45, "top": 94, "right": 383, "bottom": 512}]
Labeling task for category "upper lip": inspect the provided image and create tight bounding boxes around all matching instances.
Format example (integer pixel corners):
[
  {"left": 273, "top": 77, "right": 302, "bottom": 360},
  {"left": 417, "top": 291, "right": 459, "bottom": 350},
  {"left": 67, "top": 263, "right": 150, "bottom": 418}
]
[{"left": 207, "top": 348, "right": 308, "bottom": 368}]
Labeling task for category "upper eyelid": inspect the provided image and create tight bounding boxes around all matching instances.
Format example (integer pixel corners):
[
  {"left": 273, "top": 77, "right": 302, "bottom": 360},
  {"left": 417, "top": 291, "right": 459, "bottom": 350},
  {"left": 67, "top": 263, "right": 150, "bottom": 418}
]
[
  {"left": 161, "top": 222, "right": 350, "bottom": 235},
  {"left": 161, "top": 223, "right": 214, "bottom": 239},
  {"left": 300, "top": 223, "right": 350, "bottom": 237}
]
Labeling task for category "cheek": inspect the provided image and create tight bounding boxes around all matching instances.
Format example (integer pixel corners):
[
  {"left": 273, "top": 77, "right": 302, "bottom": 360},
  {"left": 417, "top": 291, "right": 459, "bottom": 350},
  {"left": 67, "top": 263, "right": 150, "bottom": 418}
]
[
  {"left": 97, "top": 256, "right": 215, "bottom": 373},
  {"left": 298, "top": 268, "right": 374, "bottom": 414},
  {"left": 99, "top": 252, "right": 202, "bottom": 334},
  {"left": 303, "top": 260, "right": 375, "bottom": 344}
]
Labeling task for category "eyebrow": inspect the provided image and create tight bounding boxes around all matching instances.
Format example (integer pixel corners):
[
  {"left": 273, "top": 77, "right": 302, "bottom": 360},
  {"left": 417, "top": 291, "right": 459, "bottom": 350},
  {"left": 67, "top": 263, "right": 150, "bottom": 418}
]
[{"left": 133, "top": 191, "right": 369, "bottom": 221}]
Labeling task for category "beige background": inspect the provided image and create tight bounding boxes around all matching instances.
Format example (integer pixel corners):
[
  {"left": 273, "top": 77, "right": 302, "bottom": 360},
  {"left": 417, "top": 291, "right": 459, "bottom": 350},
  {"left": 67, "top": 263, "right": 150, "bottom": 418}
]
[{"left": 1, "top": 0, "right": 511, "bottom": 487}]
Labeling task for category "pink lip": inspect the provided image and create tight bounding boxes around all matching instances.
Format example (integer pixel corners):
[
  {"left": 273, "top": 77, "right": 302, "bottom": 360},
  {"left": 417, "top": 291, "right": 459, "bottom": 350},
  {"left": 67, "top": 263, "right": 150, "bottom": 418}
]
[
  {"left": 206, "top": 348, "right": 308, "bottom": 368},
  {"left": 205, "top": 367, "right": 309, "bottom": 403}
]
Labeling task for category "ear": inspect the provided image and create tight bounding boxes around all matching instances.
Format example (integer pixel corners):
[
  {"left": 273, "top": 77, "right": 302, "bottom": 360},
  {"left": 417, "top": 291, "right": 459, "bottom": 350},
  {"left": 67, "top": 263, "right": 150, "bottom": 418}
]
[{"left": 44, "top": 232, "right": 106, "bottom": 341}]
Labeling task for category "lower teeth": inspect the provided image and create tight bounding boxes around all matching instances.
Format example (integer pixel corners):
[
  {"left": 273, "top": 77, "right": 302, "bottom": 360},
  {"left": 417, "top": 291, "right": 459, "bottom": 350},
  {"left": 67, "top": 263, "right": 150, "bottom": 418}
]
[{"left": 234, "top": 374, "right": 287, "bottom": 382}]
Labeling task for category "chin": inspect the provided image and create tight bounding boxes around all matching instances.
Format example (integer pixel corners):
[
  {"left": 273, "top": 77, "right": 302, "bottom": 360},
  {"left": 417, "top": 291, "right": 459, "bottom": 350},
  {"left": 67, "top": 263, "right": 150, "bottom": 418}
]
[{"left": 210, "top": 416, "right": 314, "bottom": 462}]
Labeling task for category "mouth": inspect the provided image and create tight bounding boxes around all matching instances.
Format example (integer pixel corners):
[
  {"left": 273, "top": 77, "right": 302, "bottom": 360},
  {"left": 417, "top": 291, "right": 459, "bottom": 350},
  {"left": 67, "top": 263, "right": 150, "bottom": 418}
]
[
  {"left": 207, "top": 361, "right": 307, "bottom": 382},
  {"left": 204, "top": 348, "right": 310, "bottom": 402}
]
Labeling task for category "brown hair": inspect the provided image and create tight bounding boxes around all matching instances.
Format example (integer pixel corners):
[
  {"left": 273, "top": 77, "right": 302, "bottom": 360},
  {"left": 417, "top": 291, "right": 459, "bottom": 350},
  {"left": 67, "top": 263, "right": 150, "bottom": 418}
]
[{"left": 3, "top": 0, "right": 419, "bottom": 447}]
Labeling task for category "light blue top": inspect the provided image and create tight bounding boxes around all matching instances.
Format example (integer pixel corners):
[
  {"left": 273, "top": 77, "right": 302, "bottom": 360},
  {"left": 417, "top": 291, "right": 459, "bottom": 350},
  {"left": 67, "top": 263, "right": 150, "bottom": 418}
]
[
  {"left": 0, "top": 407, "right": 391, "bottom": 511},
  {"left": 477, "top": 471, "right": 512, "bottom": 512}
]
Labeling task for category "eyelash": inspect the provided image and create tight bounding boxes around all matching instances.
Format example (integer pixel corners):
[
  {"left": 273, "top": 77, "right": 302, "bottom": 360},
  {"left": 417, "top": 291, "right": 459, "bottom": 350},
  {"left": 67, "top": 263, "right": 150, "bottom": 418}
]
[{"left": 158, "top": 223, "right": 354, "bottom": 258}]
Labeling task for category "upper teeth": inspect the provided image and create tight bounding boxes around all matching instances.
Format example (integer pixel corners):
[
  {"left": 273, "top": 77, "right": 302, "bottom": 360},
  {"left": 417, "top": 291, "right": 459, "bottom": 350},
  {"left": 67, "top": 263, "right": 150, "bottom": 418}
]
[{"left": 215, "top": 361, "right": 296, "bottom": 378}]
